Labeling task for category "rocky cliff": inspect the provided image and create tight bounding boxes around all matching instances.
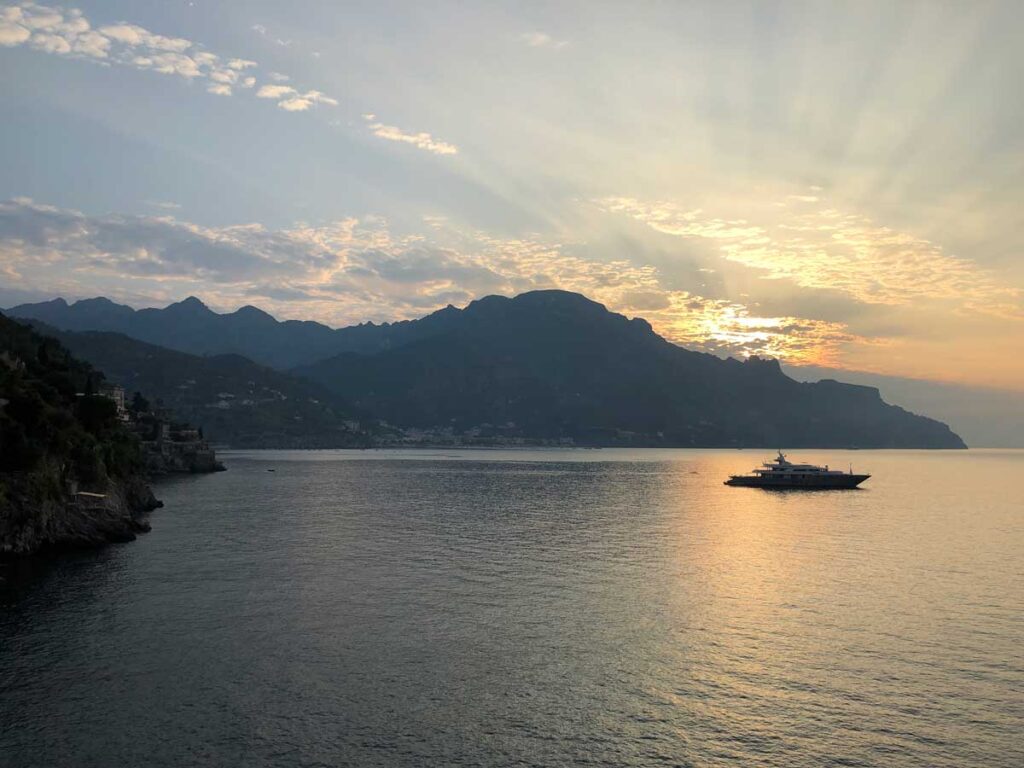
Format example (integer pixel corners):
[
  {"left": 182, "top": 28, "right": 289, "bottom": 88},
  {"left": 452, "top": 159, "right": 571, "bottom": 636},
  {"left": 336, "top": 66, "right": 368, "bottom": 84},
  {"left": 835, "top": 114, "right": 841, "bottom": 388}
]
[
  {"left": 0, "top": 313, "right": 165, "bottom": 556},
  {"left": 1, "top": 472, "right": 161, "bottom": 555}
]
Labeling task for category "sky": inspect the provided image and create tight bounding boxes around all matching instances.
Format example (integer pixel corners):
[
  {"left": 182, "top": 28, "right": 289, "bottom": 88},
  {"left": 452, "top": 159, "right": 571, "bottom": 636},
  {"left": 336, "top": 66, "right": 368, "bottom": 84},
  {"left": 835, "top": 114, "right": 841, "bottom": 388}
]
[{"left": 1, "top": 0, "right": 1022, "bottom": 392}]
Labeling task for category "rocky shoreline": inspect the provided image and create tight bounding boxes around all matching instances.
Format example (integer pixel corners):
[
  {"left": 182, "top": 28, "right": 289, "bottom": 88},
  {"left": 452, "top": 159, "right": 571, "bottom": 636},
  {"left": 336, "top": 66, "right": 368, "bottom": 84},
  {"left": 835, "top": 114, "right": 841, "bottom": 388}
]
[
  {"left": 0, "top": 435, "right": 226, "bottom": 559},
  {"left": 0, "top": 475, "right": 165, "bottom": 557}
]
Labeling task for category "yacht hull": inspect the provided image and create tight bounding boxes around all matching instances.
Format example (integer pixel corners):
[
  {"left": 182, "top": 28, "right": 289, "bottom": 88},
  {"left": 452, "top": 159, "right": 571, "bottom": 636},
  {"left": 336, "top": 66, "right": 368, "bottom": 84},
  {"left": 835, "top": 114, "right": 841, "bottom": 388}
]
[{"left": 725, "top": 474, "right": 870, "bottom": 489}]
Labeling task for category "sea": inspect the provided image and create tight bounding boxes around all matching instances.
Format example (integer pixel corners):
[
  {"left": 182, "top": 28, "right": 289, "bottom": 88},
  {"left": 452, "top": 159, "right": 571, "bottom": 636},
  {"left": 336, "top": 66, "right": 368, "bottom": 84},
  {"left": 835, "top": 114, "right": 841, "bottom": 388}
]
[{"left": 2, "top": 448, "right": 1022, "bottom": 767}]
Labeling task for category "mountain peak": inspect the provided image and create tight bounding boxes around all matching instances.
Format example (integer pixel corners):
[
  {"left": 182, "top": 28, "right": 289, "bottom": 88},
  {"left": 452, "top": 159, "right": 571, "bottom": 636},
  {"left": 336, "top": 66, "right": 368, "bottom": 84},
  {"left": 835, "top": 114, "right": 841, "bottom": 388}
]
[
  {"left": 744, "top": 355, "right": 782, "bottom": 372},
  {"left": 514, "top": 289, "right": 604, "bottom": 306},
  {"left": 5, "top": 297, "right": 69, "bottom": 320},
  {"left": 169, "top": 296, "right": 211, "bottom": 313},
  {"left": 232, "top": 305, "right": 276, "bottom": 322},
  {"left": 25, "top": 297, "right": 68, "bottom": 308},
  {"left": 461, "top": 290, "right": 611, "bottom": 320},
  {"left": 72, "top": 296, "right": 116, "bottom": 308}
]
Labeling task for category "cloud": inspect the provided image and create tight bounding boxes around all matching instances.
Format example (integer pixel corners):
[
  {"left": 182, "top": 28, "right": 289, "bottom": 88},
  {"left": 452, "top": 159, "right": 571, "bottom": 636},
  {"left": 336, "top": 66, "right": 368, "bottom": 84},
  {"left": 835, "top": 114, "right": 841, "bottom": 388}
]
[
  {"left": 0, "top": 7, "right": 31, "bottom": 46},
  {"left": 134, "top": 51, "right": 202, "bottom": 79},
  {"left": 0, "top": 197, "right": 861, "bottom": 365},
  {"left": 519, "top": 31, "right": 568, "bottom": 50},
  {"left": 256, "top": 84, "right": 294, "bottom": 99},
  {"left": 250, "top": 23, "right": 290, "bottom": 47},
  {"left": 98, "top": 22, "right": 189, "bottom": 52},
  {"left": 363, "top": 115, "right": 458, "bottom": 156},
  {"left": 0, "top": 2, "right": 338, "bottom": 115},
  {"left": 1, "top": 3, "right": 112, "bottom": 57},
  {"left": 465, "top": 230, "right": 869, "bottom": 365},
  {"left": 257, "top": 84, "right": 338, "bottom": 111},
  {"left": 0, "top": 198, "right": 342, "bottom": 287},
  {"left": 599, "top": 196, "right": 1023, "bottom": 320},
  {"left": 277, "top": 94, "right": 329, "bottom": 111}
]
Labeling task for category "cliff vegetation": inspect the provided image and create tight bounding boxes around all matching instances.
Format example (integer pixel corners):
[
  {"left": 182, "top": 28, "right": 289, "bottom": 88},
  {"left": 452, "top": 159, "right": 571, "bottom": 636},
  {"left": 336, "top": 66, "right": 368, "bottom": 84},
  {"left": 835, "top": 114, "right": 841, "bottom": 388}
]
[{"left": 0, "top": 313, "right": 160, "bottom": 555}]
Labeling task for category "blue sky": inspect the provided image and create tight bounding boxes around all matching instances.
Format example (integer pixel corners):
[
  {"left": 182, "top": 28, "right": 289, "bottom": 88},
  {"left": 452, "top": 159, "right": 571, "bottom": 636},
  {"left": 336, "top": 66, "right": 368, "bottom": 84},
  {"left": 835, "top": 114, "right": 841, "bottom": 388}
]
[{"left": 1, "top": 1, "right": 1022, "bottom": 390}]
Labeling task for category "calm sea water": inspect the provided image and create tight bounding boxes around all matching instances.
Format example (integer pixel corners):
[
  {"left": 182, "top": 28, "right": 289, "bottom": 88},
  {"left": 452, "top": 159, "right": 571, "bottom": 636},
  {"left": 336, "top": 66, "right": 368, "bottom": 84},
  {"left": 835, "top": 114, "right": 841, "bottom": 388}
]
[{"left": 2, "top": 449, "right": 1023, "bottom": 767}]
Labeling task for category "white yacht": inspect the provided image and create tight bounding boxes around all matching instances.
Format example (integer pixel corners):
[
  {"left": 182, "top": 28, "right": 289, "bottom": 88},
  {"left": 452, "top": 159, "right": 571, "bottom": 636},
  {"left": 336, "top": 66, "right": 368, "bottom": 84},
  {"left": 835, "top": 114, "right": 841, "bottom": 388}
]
[{"left": 725, "top": 451, "right": 869, "bottom": 489}]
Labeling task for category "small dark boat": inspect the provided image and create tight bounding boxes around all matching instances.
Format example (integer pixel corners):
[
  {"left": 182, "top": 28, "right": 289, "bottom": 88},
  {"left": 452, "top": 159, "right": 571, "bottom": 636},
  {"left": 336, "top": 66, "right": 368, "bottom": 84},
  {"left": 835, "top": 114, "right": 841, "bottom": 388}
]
[{"left": 725, "top": 451, "right": 869, "bottom": 489}]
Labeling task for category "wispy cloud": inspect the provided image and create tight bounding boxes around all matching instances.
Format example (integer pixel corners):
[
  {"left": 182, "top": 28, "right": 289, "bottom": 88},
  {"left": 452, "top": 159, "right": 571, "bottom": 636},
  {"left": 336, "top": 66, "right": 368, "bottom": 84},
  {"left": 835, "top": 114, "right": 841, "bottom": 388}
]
[
  {"left": 2, "top": 4, "right": 456, "bottom": 138},
  {"left": 0, "top": 197, "right": 859, "bottom": 365},
  {"left": 600, "top": 195, "right": 1024, "bottom": 320},
  {"left": 257, "top": 84, "right": 337, "bottom": 111},
  {"left": 362, "top": 114, "right": 458, "bottom": 156},
  {"left": 0, "top": 2, "right": 336, "bottom": 111},
  {"left": 519, "top": 31, "right": 568, "bottom": 50},
  {"left": 250, "top": 23, "right": 290, "bottom": 48}
]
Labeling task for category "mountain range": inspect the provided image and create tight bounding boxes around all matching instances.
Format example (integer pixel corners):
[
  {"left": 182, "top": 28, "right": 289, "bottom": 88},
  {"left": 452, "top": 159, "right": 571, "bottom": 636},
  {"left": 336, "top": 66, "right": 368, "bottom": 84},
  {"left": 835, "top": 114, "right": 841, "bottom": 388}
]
[
  {"left": 6, "top": 291, "right": 967, "bottom": 449},
  {"left": 8, "top": 295, "right": 468, "bottom": 369}
]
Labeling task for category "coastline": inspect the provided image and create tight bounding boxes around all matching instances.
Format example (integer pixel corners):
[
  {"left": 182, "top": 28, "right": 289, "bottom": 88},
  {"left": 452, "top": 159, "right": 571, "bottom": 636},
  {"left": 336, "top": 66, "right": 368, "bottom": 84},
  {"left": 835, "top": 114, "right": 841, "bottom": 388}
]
[
  {"left": 0, "top": 475, "right": 161, "bottom": 558},
  {"left": 0, "top": 464, "right": 225, "bottom": 559}
]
